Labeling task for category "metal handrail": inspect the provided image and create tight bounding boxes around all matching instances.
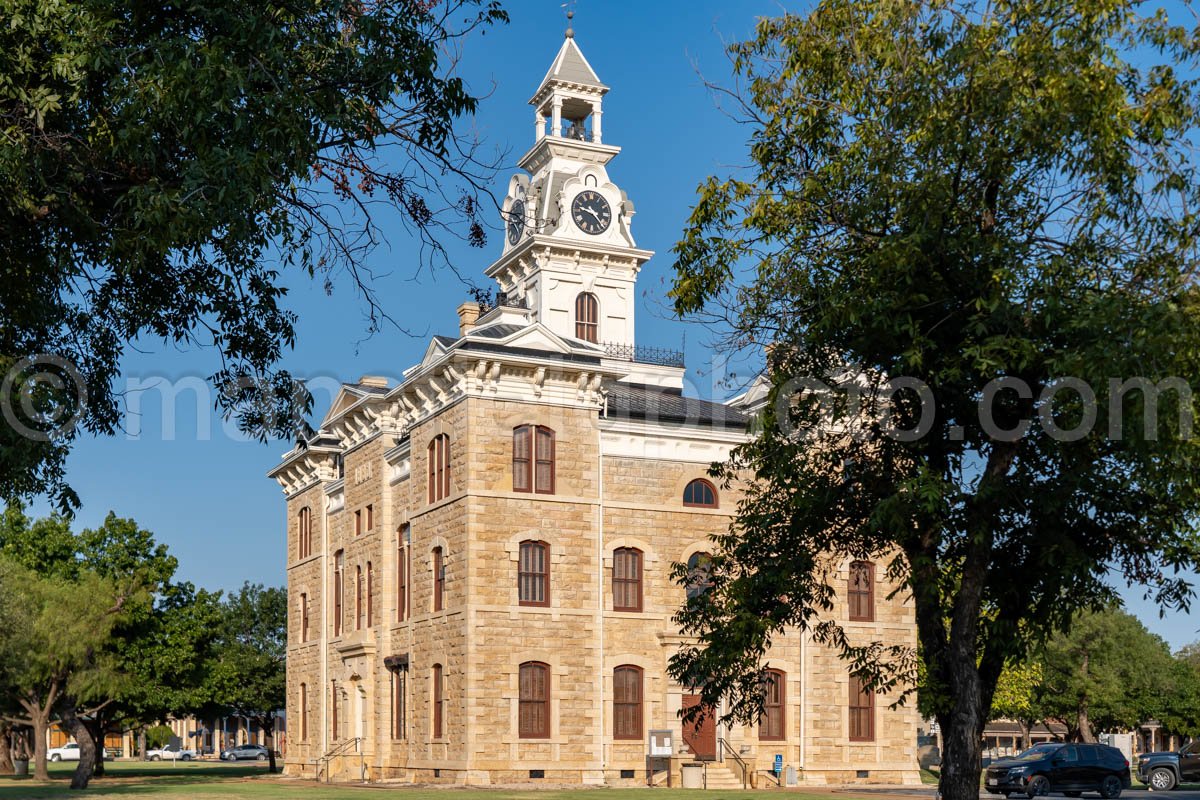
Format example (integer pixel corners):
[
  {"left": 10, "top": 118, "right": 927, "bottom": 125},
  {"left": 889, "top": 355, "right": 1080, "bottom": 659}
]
[
  {"left": 717, "top": 737, "right": 751, "bottom": 789},
  {"left": 315, "top": 737, "right": 362, "bottom": 784}
]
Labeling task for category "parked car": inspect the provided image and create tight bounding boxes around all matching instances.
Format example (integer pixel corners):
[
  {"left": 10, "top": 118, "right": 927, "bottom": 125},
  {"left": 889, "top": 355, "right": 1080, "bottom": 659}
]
[
  {"left": 145, "top": 744, "right": 196, "bottom": 761},
  {"left": 47, "top": 743, "right": 109, "bottom": 762},
  {"left": 220, "top": 744, "right": 269, "bottom": 762},
  {"left": 986, "top": 742, "right": 1131, "bottom": 799},
  {"left": 1137, "top": 740, "right": 1200, "bottom": 790}
]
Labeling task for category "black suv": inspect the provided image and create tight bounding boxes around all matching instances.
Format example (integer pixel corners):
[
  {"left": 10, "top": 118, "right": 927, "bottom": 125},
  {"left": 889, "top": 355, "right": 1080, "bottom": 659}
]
[
  {"left": 1137, "top": 740, "right": 1200, "bottom": 790},
  {"left": 986, "top": 742, "right": 1131, "bottom": 799}
]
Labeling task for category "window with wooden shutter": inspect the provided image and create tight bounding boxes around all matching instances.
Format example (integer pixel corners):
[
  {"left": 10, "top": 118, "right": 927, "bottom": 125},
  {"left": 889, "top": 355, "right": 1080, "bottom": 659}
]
[
  {"left": 300, "top": 593, "right": 309, "bottom": 642},
  {"left": 683, "top": 479, "right": 718, "bottom": 508},
  {"left": 612, "top": 548, "right": 643, "bottom": 612},
  {"left": 575, "top": 292, "right": 599, "bottom": 343},
  {"left": 535, "top": 427, "right": 555, "bottom": 493},
  {"left": 613, "top": 665, "right": 643, "bottom": 740},
  {"left": 355, "top": 565, "right": 363, "bottom": 630},
  {"left": 848, "top": 561, "right": 874, "bottom": 621},
  {"left": 849, "top": 674, "right": 875, "bottom": 741},
  {"left": 391, "top": 666, "right": 407, "bottom": 740},
  {"left": 298, "top": 507, "right": 311, "bottom": 559},
  {"left": 513, "top": 426, "right": 531, "bottom": 492},
  {"left": 432, "top": 664, "right": 444, "bottom": 739},
  {"left": 428, "top": 434, "right": 451, "bottom": 503},
  {"left": 518, "top": 541, "right": 550, "bottom": 606},
  {"left": 331, "top": 681, "right": 339, "bottom": 740},
  {"left": 761, "top": 669, "right": 785, "bottom": 740},
  {"left": 333, "top": 551, "right": 344, "bottom": 636},
  {"left": 519, "top": 662, "right": 550, "bottom": 738},
  {"left": 300, "top": 683, "right": 308, "bottom": 741},
  {"left": 366, "top": 561, "right": 374, "bottom": 627},
  {"left": 397, "top": 527, "right": 409, "bottom": 622},
  {"left": 432, "top": 546, "right": 444, "bottom": 612},
  {"left": 514, "top": 425, "right": 555, "bottom": 494}
]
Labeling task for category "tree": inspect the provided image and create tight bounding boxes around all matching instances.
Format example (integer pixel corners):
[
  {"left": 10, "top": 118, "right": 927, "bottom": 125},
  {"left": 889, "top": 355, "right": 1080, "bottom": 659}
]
[
  {"left": 0, "top": 0, "right": 508, "bottom": 514},
  {"left": 989, "top": 660, "right": 1043, "bottom": 750},
  {"left": 666, "top": 3, "right": 1200, "bottom": 800},
  {"left": 1035, "top": 609, "right": 1177, "bottom": 741},
  {"left": 202, "top": 584, "right": 286, "bottom": 773}
]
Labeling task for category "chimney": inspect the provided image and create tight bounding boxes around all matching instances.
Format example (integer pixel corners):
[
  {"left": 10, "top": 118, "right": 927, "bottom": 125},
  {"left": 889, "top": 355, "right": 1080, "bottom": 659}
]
[{"left": 457, "top": 302, "right": 481, "bottom": 336}]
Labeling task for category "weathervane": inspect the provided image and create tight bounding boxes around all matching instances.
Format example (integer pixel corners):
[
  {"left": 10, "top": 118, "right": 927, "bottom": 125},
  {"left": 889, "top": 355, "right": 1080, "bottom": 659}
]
[{"left": 561, "top": 1, "right": 576, "bottom": 38}]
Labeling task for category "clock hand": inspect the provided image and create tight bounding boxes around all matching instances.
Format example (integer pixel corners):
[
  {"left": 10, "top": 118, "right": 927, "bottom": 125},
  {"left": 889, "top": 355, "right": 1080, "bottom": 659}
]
[{"left": 580, "top": 205, "right": 600, "bottom": 221}]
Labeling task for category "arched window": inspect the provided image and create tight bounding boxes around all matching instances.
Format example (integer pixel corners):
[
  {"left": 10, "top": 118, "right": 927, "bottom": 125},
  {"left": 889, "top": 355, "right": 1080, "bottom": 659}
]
[
  {"left": 513, "top": 425, "right": 555, "bottom": 494},
  {"left": 300, "top": 682, "right": 308, "bottom": 741},
  {"left": 685, "top": 552, "right": 713, "bottom": 601},
  {"left": 432, "top": 546, "right": 445, "bottom": 612},
  {"left": 613, "top": 665, "right": 643, "bottom": 740},
  {"left": 519, "top": 662, "right": 550, "bottom": 738},
  {"left": 298, "top": 507, "right": 311, "bottom": 559},
  {"left": 428, "top": 434, "right": 451, "bottom": 503},
  {"left": 848, "top": 561, "right": 874, "bottom": 622},
  {"left": 683, "top": 479, "right": 718, "bottom": 508},
  {"left": 575, "top": 292, "right": 599, "bottom": 343},
  {"left": 849, "top": 673, "right": 875, "bottom": 741},
  {"left": 355, "top": 565, "right": 363, "bottom": 630},
  {"left": 432, "top": 664, "right": 444, "bottom": 739},
  {"left": 366, "top": 561, "right": 374, "bottom": 627},
  {"left": 761, "top": 669, "right": 786, "bottom": 740},
  {"left": 397, "top": 526, "right": 410, "bottom": 623},
  {"left": 518, "top": 541, "right": 550, "bottom": 607},
  {"left": 333, "top": 550, "right": 344, "bottom": 636},
  {"left": 612, "top": 548, "right": 643, "bottom": 612}
]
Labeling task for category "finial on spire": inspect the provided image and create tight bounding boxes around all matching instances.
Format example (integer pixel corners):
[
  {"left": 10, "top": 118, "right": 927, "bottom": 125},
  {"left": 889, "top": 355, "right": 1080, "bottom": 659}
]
[{"left": 562, "top": 3, "right": 575, "bottom": 38}]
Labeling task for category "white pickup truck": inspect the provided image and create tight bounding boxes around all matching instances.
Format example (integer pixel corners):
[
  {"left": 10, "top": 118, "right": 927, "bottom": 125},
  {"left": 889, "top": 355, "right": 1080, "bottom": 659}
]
[
  {"left": 145, "top": 744, "right": 196, "bottom": 761},
  {"left": 47, "top": 742, "right": 109, "bottom": 762}
]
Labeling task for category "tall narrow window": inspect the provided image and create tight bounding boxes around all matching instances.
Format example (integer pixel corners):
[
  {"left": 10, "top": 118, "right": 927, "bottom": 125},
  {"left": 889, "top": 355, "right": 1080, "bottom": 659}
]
[
  {"left": 366, "top": 561, "right": 374, "bottom": 627},
  {"left": 300, "top": 683, "right": 308, "bottom": 741},
  {"left": 397, "top": 528, "right": 409, "bottom": 622},
  {"left": 391, "top": 666, "right": 407, "bottom": 740},
  {"left": 428, "top": 434, "right": 451, "bottom": 503},
  {"left": 848, "top": 561, "right": 874, "bottom": 622},
  {"left": 849, "top": 674, "right": 875, "bottom": 742},
  {"left": 432, "top": 546, "right": 444, "bottom": 612},
  {"left": 519, "top": 662, "right": 550, "bottom": 738},
  {"left": 613, "top": 665, "right": 643, "bottom": 740},
  {"left": 612, "top": 548, "right": 643, "bottom": 612},
  {"left": 333, "top": 551, "right": 344, "bottom": 636},
  {"left": 355, "top": 509, "right": 363, "bottom": 536},
  {"left": 300, "top": 593, "right": 309, "bottom": 642},
  {"left": 513, "top": 425, "right": 556, "bottom": 494},
  {"left": 685, "top": 552, "right": 714, "bottom": 600},
  {"left": 761, "top": 669, "right": 786, "bottom": 740},
  {"left": 331, "top": 681, "right": 339, "bottom": 740},
  {"left": 518, "top": 541, "right": 550, "bottom": 606},
  {"left": 366, "top": 504, "right": 374, "bottom": 530},
  {"left": 683, "top": 479, "right": 718, "bottom": 508},
  {"left": 355, "top": 565, "right": 363, "bottom": 630},
  {"left": 432, "top": 664, "right": 444, "bottom": 739},
  {"left": 575, "top": 292, "right": 599, "bottom": 342},
  {"left": 298, "top": 507, "right": 311, "bottom": 559}
]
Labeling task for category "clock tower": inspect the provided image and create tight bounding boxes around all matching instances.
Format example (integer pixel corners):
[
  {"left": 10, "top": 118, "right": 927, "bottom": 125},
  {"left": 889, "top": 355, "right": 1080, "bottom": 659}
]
[{"left": 485, "top": 29, "right": 652, "bottom": 350}]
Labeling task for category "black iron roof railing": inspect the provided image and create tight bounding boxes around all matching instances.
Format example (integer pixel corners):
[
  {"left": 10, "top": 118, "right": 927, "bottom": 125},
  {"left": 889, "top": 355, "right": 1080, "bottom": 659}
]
[{"left": 602, "top": 342, "right": 685, "bottom": 368}]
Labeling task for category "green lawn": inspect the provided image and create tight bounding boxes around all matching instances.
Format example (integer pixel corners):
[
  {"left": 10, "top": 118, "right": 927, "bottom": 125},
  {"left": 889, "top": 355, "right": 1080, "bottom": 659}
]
[{"left": 0, "top": 763, "right": 787, "bottom": 800}]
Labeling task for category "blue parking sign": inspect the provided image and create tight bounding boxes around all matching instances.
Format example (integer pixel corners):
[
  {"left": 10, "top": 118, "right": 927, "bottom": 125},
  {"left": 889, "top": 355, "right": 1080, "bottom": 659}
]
[{"left": 774, "top": 754, "right": 783, "bottom": 774}]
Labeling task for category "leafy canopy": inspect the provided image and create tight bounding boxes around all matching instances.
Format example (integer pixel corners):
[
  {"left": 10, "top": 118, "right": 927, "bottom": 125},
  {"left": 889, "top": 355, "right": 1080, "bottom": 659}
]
[
  {"left": 0, "top": 0, "right": 507, "bottom": 513},
  {"left": 667, "top": 0, "right": 1200, "bottom": 795}
]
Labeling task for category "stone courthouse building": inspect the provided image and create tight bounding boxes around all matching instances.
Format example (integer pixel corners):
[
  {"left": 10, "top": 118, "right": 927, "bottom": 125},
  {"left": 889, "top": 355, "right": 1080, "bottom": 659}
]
[{"left": 269, "top": 31, "right": 920, "bottom": 787}]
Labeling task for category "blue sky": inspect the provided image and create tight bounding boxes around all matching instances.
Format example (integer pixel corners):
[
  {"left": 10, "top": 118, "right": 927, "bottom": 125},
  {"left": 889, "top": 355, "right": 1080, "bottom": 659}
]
[{"left": 27, "top": 1, "right": 1199, "bottom": 650}]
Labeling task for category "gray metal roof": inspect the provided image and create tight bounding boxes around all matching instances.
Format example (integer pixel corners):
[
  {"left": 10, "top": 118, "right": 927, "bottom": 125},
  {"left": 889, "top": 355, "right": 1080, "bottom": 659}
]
[
  {"left": 605, "top": 384, "right": 750, "bottom": 430},
  {"left": 469, "top": 323, "right": 525, "bottom": 339},
  {"left": 537, "top": 38, "right": 606, "bottom": 93}
]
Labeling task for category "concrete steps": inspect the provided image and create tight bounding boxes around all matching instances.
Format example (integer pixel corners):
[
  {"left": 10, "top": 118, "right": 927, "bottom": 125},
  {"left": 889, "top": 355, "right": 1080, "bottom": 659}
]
[{"left": 701, "top": 761, "right": 751, "bottom": 790}]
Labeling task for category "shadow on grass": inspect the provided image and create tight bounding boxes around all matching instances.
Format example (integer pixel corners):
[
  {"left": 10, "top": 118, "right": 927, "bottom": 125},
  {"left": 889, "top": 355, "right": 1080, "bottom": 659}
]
[{"left": 0, "top": 763, "right": 270, "bottom": 798}]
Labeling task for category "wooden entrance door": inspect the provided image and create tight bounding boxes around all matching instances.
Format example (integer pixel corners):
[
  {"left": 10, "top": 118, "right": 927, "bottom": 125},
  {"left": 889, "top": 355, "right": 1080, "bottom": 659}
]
[{"left": 682, "top": 694, "right": 717, "bottom": 760}]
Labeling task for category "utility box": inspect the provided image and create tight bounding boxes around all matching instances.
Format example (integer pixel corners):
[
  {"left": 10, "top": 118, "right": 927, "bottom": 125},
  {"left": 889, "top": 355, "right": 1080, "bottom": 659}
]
[
  {"left": 681, "top": 763, "right": 704, "bottom": 789},
  {"left": 1100, "top": 733, "right": 1134, "bottom": 763},
  {"left": 786, "top": 766, "right": 799, "bottom": 786}
]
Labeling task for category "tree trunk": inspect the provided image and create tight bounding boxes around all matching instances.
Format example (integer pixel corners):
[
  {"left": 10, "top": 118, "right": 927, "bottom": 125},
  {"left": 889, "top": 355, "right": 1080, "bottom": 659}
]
[
  {"left": 83, "top": 717, "right": 105, "bottom": 778},
  {"left": 62, "top": 709, "right": 96, "bottom": 790},
  {"left": 137, "top": 728, "right": 145, "bottom": 760},
  {"left": 263, "top": 717, "right": 278, "bottom": 774},
  {"left": 1018, "top": 721, "right": 1032, "bottom": 751},
  {"left": 938, "top": 660, "right": 989, "bottom": 800},
  {"left": 0, "top": 721, "right": 13, "bottom": 775},
  {"left": 1077, "top": 653, "right": 1094, "bottom": 742},
  {"left": 28, "top": 710, "right": 49, "bottom": 780}
]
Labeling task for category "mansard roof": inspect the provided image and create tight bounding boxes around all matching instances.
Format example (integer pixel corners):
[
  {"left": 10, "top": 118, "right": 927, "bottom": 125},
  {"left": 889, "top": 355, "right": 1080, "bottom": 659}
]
[{"left": 605, "top": 383, "right": 750, "bottom": 430}]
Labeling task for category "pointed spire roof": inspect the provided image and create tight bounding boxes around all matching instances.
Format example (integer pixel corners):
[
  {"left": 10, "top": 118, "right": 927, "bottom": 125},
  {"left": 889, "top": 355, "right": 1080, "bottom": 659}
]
[{"left": 533, "top": 37, "right": 607, "bottom": 99}]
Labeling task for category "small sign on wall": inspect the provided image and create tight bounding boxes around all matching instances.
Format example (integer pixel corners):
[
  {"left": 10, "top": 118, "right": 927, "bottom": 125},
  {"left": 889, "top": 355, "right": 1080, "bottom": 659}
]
[
  {"left": 649, "top": 730, "right": 673, "bottom": 758},
  {"left": 774, "top": 754, "right": 783, "bottom": 775}
]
